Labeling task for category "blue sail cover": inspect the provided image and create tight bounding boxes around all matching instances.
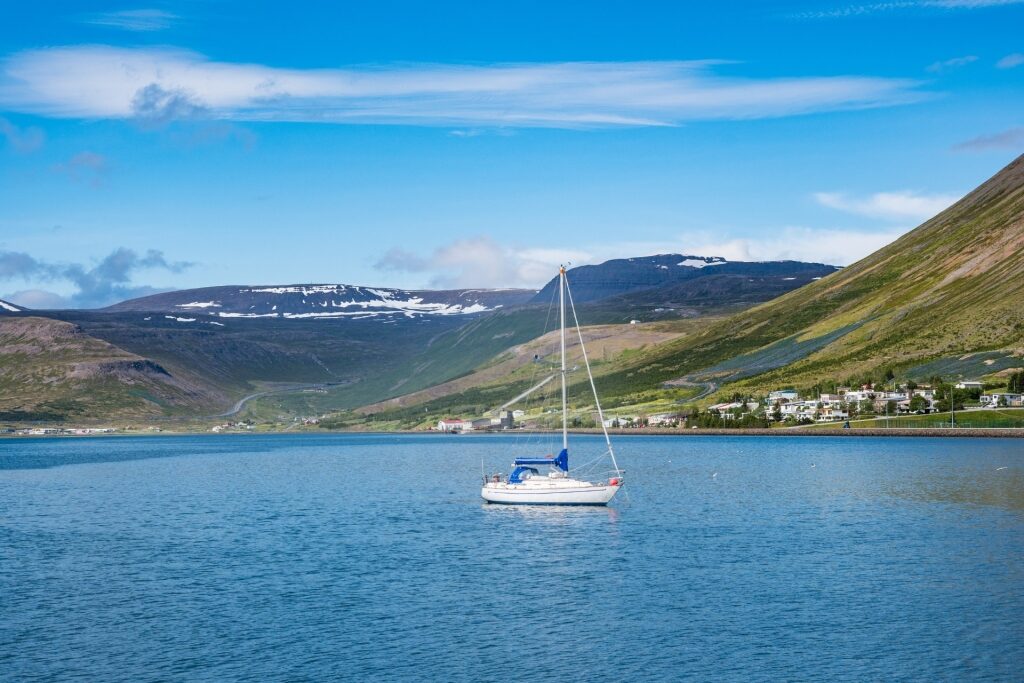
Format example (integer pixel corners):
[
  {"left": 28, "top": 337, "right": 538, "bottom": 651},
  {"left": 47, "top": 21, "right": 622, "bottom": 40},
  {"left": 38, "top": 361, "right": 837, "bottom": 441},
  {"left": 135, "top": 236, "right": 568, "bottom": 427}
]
[
  {"left": 508, "top": 466, "right": 538, "bottom": 484},
  {"left": 513, "top": 448, "right": 568, "bottom": 472}
]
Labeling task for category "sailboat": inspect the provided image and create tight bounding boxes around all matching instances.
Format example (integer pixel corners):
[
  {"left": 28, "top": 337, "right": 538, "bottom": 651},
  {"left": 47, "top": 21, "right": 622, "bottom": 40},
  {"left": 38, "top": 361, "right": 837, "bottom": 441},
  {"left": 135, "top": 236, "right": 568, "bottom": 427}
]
[{"left": 481, "top": 266, "right": 624, "bottom": 505}]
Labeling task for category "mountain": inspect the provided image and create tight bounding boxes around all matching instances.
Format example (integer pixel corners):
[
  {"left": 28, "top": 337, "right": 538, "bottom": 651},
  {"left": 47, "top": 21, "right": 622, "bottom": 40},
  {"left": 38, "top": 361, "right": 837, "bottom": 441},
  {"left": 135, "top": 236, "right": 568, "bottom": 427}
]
[
  {"left": 105, "top": 284, "right": 535, "bottom": 319},
  {"left": 591, "top": 153, "right": 1024, "bottom": 397},
  {"left": 273, "top": 255, "right": 844, "bottom": 414},
  {"left": 0, "top": 316, "right": 225, "bottom": 422},
  {"left": 0, "top": 257, "right": 845, "bottom": 423},
  {"left": 532, "top": 254, "right": 838, "bottom": 304},
  {"left": 0, "top": 299, "right": 23, "bottom": 313}
]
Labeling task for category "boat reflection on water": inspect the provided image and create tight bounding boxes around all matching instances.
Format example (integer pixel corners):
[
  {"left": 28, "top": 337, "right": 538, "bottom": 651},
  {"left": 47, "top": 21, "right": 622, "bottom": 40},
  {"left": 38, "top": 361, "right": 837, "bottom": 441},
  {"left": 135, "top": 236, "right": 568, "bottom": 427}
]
[{"left": 481, "top": 501, "right": 621, "bottom": 524}]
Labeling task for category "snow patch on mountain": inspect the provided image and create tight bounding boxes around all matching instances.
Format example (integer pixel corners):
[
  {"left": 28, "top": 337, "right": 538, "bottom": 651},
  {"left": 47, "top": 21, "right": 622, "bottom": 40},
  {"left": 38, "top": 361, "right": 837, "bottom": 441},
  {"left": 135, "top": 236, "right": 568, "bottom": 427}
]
[
  {"left": 105, "top": 282, "right": 535, "bottom": 319},
  {"left": 0, "top": 300, "right": 21, "bottom": 312},
  {"left": 677, "top": 258, "right": 728, "bottom": 268}
]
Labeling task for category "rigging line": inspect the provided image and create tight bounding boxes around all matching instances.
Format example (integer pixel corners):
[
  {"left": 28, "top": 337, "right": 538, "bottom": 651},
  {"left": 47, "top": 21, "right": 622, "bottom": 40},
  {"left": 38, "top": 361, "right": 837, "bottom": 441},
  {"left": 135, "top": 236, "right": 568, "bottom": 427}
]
[
  {"left": 520, "top": 279, "right": 561, "bottom": 453},
  {"left": 564, "top": 273, "right": 621, "bottom": 476},
  {"left": 572, "top": 451, "right": 611, "bottom": 475}
]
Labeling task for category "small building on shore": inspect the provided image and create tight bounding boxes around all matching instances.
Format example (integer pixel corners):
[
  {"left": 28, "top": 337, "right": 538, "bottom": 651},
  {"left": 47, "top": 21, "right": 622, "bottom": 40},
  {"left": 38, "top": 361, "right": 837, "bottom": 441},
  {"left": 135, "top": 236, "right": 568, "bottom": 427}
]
[{"left": 437, "top": 418, "right": 469, "bottom": 432}]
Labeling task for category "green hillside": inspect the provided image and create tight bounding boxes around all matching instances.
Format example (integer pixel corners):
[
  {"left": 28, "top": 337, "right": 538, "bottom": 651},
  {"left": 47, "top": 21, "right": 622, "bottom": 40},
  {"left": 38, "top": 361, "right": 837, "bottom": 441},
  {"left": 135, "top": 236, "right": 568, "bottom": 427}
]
[{"left": 594, "top": 153, "right": 1024, "bottom": 398}]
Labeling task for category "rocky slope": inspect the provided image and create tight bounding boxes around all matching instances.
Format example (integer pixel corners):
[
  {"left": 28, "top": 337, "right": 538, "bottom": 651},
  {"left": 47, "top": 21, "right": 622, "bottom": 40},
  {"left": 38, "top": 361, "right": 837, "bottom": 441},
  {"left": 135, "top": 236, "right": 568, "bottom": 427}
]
[{"left": 0, "top": 317, "right": 225, "bottom": 422}]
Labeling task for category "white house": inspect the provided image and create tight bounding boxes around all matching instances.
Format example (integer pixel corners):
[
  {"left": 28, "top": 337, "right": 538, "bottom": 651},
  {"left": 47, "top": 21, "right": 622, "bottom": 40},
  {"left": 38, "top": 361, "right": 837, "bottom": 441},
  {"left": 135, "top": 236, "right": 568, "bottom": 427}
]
[
  {"left": 767, "top": 390, "right": 799, "bottom": 404},
  {"left": 780, "top": 401, "right": 816, "bottom": 420},
  {"left": 982, "top": 393, "right": 1023, "bottom": 407},
  {"left": 437, "top": 418, "right": 469, "bottom": 432},
  {"left": 956, "top": 380, "right": 984, "bottom": 391},
  {"left": 779, "top": 399, "right": 847, "bottom": 422},
  {"left": 817, "top": 403, "right": 849, "bottom": 422},
  {"left": 843, "top": 390, "right": 875, "bottom": 403}
]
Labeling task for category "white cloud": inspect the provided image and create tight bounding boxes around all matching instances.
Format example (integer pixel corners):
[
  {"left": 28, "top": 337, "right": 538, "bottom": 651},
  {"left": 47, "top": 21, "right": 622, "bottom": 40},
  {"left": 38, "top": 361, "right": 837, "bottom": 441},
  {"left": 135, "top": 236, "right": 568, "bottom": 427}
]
[
  {"left": 925, "top": 55, "right": 978, "bottom": 72},
  {"left": 374, "top": 228, "right": 910, "bottom": 289},
  {"left": 681, "top": 227, "right": 907, "bottom": 266},
  {"left": 0, "top": 45, "right": 927, "bottom": 128},
  {"left": 83, "top": 9, "right": 178, "bottom": 32},
  {"left": 375, "top": 237, "right": 591, "bottom": 288},
  {"left": 813, "top": 190, "right": 960, "bottom": 221},
  {"left": 996, "top": 53, "right": 1024, "bottom": 69}
]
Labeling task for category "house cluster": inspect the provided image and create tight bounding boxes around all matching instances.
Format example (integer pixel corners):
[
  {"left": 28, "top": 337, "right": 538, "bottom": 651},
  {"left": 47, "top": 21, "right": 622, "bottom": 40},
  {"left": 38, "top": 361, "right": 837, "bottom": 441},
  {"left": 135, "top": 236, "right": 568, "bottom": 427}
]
[
  {"left": 764, "top": 386, "right": 940, "bottom": 423},
  {"left": 210, "top": 421, "right": 255, "bottom": 432},
  {"left": 979, "top": 393, "right": 1024, "bottom": 407},
  {"left": 601, "top": 413, "right": 681, "bottom": 428},
  {"left": 436, "top": 410, "right": 521, "bottom": 432},
  {"left": 1, "top": 427, "right": 119, "bottom": 436},
  {"left": 961, "top": 378, "right": 1024, "bottom": 406},
  {"left": 706, "top": 401, "right": 761, "bottom": 420}
]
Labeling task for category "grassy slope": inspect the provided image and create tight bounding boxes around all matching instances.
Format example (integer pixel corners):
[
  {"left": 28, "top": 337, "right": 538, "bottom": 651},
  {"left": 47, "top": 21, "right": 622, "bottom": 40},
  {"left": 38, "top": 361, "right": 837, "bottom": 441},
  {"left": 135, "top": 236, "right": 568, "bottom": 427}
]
[
  {"left": 314, "top": 318, "right": 712, "bottom": 429},
  {"left": 0, "top": 317, "right": 226, "bottom": 422},
  {"left": 593, "top": 154, "right": 1024, "bottom": 398}
]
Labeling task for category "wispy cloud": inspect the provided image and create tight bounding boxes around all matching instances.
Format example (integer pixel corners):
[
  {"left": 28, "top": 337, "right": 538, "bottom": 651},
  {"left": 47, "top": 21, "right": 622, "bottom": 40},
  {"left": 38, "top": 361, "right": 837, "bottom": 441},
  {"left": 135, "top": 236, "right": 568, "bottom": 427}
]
[
  {"left": 0, "top": 46, "right": 928, "bottom": 129},
  {"left": 996, "top": 53, "right": 1024, "bottom": 69},
  {"left": 52, "top": 151, "right": 108, "bottom": 186},
  {"left": 925, "top": 55, "right": 978, "bottom": 72},
  {"left": 0, "top": 247, "right": 192, "bottom": 309},
  {"left": 930, "top": 0, "right": 1024, "bottom": 5},
  {"left": 797, "top": 0, "right": 1023, "bottom": 19},
  {"left": 0, "top": 116, "right": 44, "bottom": 152},
  {"left": 83, "top": 9, "right": 178, "bottom": 32},
  {"left": 953, "top": 126, "right": 1024, "bottom": 150},
  {"left": 814, "top": 190, "right": 960, "bottom": 221}
]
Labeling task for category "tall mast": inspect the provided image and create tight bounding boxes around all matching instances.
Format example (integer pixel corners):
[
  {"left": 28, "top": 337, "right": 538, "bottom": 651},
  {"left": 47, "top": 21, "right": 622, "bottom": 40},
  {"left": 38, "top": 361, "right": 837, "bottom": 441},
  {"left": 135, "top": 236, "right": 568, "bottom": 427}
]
[{"left": 559, "top": 266, "right": 568, "bottom": 451}]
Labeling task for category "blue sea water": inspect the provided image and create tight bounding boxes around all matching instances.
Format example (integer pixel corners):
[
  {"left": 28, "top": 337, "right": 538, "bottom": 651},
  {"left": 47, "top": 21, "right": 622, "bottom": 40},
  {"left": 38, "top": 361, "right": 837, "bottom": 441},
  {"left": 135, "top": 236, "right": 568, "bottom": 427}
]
[{"left": 1, "top": 433, "right": 1022, "bottom": 682}]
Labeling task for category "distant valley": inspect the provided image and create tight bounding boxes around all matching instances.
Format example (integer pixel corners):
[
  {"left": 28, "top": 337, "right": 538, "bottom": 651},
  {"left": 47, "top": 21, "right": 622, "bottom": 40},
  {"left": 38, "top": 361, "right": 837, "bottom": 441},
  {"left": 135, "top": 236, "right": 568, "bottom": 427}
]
[{"left": 0, "top": 256, "right": 835, "bottom": 424}]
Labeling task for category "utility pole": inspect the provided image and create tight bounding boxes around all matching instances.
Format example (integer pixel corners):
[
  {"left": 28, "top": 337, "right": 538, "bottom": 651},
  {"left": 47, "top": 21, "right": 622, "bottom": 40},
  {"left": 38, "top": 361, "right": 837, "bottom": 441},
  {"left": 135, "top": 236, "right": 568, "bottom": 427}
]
[{"left": 950, "top": 385, "right": 955, "bottom": 429}]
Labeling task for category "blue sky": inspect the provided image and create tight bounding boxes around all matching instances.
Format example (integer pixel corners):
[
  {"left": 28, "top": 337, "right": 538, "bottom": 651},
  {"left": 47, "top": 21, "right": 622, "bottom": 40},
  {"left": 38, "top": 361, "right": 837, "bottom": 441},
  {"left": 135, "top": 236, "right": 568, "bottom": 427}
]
[{"left": 1, "top": 0, "right": 1022, "bottom": 307}]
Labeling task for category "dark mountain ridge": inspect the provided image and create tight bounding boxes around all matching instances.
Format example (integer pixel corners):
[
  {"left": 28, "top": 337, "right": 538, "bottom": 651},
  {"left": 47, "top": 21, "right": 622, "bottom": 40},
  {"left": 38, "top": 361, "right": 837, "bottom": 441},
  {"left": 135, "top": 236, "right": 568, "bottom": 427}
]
[{"left": 532, "top": 254, "right": 839, "bottom": 304}]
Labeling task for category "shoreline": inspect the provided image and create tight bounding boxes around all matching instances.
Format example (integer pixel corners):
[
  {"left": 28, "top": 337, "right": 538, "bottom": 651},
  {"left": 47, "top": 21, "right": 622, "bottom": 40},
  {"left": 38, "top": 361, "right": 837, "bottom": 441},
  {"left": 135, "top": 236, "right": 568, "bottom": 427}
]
[{"left": 3, "top": 427, "right": 1024, "bottom": 439}]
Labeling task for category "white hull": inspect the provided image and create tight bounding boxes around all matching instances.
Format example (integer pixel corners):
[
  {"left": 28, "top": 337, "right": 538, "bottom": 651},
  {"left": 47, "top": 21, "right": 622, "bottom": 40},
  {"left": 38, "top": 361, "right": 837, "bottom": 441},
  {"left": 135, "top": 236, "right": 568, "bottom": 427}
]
[{"left": 481, "top": 480, "right": 620, "bottom": 505}]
